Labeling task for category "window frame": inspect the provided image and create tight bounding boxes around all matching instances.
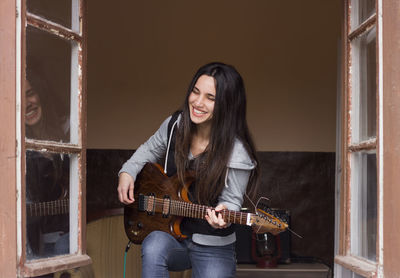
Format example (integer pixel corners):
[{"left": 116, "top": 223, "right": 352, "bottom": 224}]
[
  {"left": 335, "top": 0, "right": 382, "bottom": 277},
  {"left": 18, "top": 0, "right": 90, "bottom": 276}
]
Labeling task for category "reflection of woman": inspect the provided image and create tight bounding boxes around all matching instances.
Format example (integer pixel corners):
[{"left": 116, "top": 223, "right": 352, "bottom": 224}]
[
  {"left": 118, "top": 62, "right": 260, "bottom": 277},
  {"left": 25, "top": 66, "right": 69, "bottom": 142},
  {"left": 25, "top": 66, "right": 70, "bottom": 259}
]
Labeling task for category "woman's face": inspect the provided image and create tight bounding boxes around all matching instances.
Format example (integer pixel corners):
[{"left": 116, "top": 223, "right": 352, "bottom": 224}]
[
  {"left": 188, "top": 75, "right": 216, "bottom": 127},
  {"left": 25, "top": 81, "right": 42, "bottom": 126}
]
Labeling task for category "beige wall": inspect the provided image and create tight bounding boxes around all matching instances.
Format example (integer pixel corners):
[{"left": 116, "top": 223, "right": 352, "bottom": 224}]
[{"left": 87, "top": 0, "right": 341, "bottom": 151}]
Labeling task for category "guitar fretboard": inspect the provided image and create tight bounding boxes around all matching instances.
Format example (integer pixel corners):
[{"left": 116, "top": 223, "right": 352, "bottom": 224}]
[
  {"left": 27, "top": 199, "right": 69, "bottom": 217},
  {"left": 139, "top": 195, "right": 252, "bottom": 225}
]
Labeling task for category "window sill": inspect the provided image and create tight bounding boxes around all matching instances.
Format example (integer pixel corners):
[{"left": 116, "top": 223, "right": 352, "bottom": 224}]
[
  {"left": 22, "top": 254, "right": 92, "bottom": 277},
  {"left": 335, "top": 255, "right": 377, "bottom": 278}
]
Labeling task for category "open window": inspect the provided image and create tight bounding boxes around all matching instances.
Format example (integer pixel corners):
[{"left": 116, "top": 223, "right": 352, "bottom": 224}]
[
  {"left": 335, "top": 0, "right": 381, "bottom": 277},
  {"left": 19, "top": 0, "right": 90, "bottom": 276}
]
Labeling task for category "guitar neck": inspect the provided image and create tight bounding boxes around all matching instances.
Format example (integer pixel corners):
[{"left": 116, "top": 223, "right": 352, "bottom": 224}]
[
  {"left": 139, "top": 195, "right": 253, "bottom": 226},
  {"left": 27, "top": 199, "right": 69, "bottom": 217}
]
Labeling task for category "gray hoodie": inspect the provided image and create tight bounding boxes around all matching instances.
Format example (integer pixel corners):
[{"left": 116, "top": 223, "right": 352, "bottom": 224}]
[{"left": 119, "top": 114, "right": 255, "bottom": 246}]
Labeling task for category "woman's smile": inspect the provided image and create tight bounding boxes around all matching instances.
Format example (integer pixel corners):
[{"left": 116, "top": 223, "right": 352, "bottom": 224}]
[
  {"left": 25, "top": 81, "right": 43, "bottom": 126},
  {"left": 188, "top": 75, "right": 216, "bottom": 126}
]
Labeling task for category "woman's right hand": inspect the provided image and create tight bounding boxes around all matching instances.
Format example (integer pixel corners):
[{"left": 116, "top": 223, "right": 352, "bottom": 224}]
[{"left": 117, "top": 172, "right": 135, "bottom": 204}]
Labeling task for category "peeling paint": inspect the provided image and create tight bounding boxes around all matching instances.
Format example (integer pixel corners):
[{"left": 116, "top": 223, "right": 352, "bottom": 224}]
[{"left": 27, "top": 13, "right": 82, "bottom": 43}]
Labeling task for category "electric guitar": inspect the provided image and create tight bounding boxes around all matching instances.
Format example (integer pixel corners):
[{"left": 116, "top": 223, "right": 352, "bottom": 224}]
[{"left": 124, "top": 163, "right": 288, "bottom": 244}]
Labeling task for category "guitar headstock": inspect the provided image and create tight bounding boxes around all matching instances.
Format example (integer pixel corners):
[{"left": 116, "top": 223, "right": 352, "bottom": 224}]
[{"left": 250, "top": 208, "right": 288, "bottom": 235}]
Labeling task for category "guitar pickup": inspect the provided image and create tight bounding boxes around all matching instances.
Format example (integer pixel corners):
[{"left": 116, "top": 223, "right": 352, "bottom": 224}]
[
  {"left": 146, "top": 193, "right": 156, "bottom": 215},
  {"left": 162, "top": 195, "right": 171, "bottom": 218}
]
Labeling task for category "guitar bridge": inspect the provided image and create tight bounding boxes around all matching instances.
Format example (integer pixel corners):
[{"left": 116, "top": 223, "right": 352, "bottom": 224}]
[
  {"left": 138, "top": 193, "right": 156, "bottom": 215},
  {"left": 138, "top": 194, "right": 145, "bottom": 212}
]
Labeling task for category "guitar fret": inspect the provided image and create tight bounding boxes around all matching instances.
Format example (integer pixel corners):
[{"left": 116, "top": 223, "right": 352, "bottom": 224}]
[{"left": 185, "top": 202, "right": 188, "bottom": 217}]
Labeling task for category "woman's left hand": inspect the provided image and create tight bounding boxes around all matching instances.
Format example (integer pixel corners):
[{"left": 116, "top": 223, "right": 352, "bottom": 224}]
[{"left": 205, "top": 204, "right": 228, "bottom": 229}]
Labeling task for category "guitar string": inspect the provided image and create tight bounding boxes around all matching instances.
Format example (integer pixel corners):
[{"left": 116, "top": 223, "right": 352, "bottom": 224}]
[
  {"left": 142, "top": 196, "right": 249, "bottom": 224},
  {"left": 142, "top": 195, "right": 288, "bottom": 232}
]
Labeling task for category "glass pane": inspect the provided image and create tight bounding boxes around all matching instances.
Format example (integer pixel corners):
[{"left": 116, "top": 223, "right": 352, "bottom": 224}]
[
  {"left": 335, "top": 264, "right": 353, "bottom": 278},
  {"left": 354, "top": 273, "right": 366, "bottom": 278},
  {"left": 27, "top": 0, "right": 80, "bottom": 31},
  {"left": 351, "top": 27, "right": 376, "bottom": 143},
  {"left": 25, "top": 150, "right": 71, "bottom": 260},
  {"left": 351, "top": 152, "right": 377, "bottom": 261},
  {"left": 351, "top": 0, "right": 376, "bottom": 30},
  {"left": 26, "top": 25, "right": 72, "bottom": 143}
]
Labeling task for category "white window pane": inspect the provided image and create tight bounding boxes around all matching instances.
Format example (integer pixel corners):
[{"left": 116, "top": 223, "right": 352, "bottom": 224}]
[
  {"left": 335, "top": 264, "right": 352, "bottom": 278},
  {"left": 69, "top": 41, "right": 80, "bottom": 145},
  {"left": 27, "top": 0, "right": 80, "bottom": 32},
  {"left": 26, "top": 150, "right": 71, "bottom": 260},
  {"left": 26, "top": 26, "right": 72, "bottom": 143},
  {"left": 351, "top": 27, "right": 377, "bottom": 143},
  {"left": 69, "top": 154, "right": 80, "bottom": 254},
  {"left": 350, "top": 152, "right": 377, "bottom": 261},
  {"left": 351, "top": 0, "right": 376, "bottom": 30}
]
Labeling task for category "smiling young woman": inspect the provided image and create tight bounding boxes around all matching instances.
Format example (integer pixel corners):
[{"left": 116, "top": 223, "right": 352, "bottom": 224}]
[{"left": 117, "top": 62, "right": 260, "bottom": 278}]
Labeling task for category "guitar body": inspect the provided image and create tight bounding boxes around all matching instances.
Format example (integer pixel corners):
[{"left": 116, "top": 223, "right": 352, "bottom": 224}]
[{"left": 124, "top": 163, "right": 195, "bottom": 244}]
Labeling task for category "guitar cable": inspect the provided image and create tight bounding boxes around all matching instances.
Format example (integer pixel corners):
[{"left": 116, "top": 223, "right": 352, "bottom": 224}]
[{"left": 123, "top": 240, "right": 132, "bottom": 278}]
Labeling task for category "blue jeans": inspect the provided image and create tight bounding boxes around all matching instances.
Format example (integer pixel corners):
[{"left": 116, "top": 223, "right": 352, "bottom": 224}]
[{"left": 141, "top": 231, "right": 236, "bottom": 278}]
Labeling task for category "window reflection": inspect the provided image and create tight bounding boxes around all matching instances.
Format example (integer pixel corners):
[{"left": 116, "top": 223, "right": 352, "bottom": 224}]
[
  {"left": 351, "top": 152, "right": 377, "bottom": 261},
  {"left": 351, "top": 0, "right": 376, "bottom": 30},
  {"left": 26, "top": 25, "right": 71, "bottom": 143},
  {"left": 351, "top": 27, "right": 376, "bottom": 143},
  {"left": 26, "top": 150, "right": 70, "bottom": 260},
  {"left": 358, "top": 0, "right": 376, "bottom": 24},
  {"left": 27, "top": 0, "right": 74, "bottom": 30}
]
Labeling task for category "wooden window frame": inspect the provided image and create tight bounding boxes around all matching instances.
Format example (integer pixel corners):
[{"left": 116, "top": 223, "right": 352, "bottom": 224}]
[
  {"left": 0, "top": 0, "right": 18, "bottom": 276},
  {"left": 335, "top": 0, "right": 381, "bottom": 277},
  {"left": 18, "top": 0, "right": 91, "bottom": 276}
]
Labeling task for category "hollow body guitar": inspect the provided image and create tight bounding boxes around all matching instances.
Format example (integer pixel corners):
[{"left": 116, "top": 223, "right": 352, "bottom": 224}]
[{"left": 124, "top": 163, "right": 288, "bottom": 244}]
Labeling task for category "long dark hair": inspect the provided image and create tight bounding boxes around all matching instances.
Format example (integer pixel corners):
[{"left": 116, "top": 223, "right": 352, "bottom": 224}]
[
  {"left": 25, "top": 64, "right": 68, "bottom": 142},
  {"left": 175, "top": 62, "right": 259, "bottom": 205}
]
